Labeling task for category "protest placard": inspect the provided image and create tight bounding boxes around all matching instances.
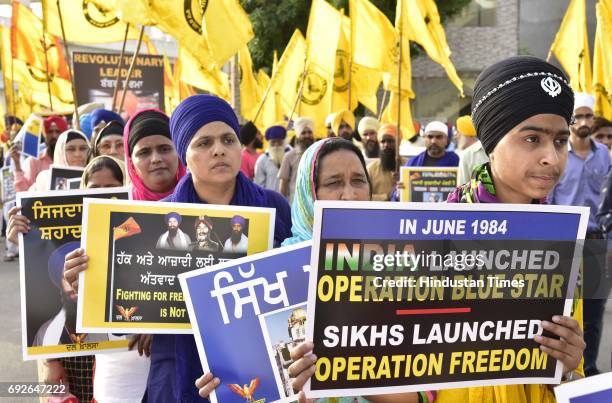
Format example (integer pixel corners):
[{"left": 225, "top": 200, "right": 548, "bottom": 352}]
[
  {"left": 18, "top": 188, "right": 130, "bottom": 360},
  {"left": 180, "top": 242, "right": 312, "bottom": 403},
  {"left": 49, "top": 165, "right": 84, "bottom": 190},
  {"left": 1, "top": 166, "right": 15, "bottom": 202},
  {"left": 305, "top": 201, "right": 588, "bottom": 398},
  {"left": 555, "top": 372, "right": 612, "bottom": 403},
  {"left": 72, "top": 51, "right": 165, "bottom": 115},
  {"left": 78, "top": 198, "right": 275, "bottom": 333},
  {"left": 399, "top": 167, "right": 458, "bottom": 202}
]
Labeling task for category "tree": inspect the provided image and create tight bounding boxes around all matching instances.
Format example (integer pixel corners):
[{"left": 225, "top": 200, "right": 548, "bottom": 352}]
[{"left": 242, "top": 0, "right": 471, "bottom": 71}]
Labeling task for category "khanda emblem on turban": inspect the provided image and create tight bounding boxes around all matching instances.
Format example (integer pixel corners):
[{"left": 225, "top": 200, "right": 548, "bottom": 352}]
[
  {"left": 82, "top": 0, "right": 120, "bottom": 28},
  {"left": 228, "top": 377, "right": 261, "bottom": 403},
  {"left": 333, "top": 49, "right": 349, "bottom": 93},
  {"left": 184, "top": 0, "right": 209, "bottom": 34},
  {"left": 541, "top": 77, "right": 562, "bottom": 98},
  {"left": 299, "top": 69, "right": 327, "bottom": 106}
]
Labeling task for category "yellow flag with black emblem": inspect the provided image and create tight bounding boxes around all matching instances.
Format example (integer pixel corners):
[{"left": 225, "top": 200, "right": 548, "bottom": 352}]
[
  {"left": 10, "top": 2, "right": 70, "bottom": 81},
  {"left": 94, "top": 0, "right": 156, "bottom": 27},
  {"left": 202, "top": 0, "right": 254, "bottom": 66},
  {"left": 397, "top": 0, "right": 463, "bottom": 96},
  {"left": 42, "top": 0, "right": 139, "bottom": 44},
  {"left": 179, "top": 47, "right": 230, "bottom": 101},
  {"left": 593, "top": 0, "right": 612, "bottom": 119},
  {"left": 333, "top": 15, "right": 382, "bottom": 114},
  {"left": 548, "top": 0, "right": 592, "bottom": 93}
]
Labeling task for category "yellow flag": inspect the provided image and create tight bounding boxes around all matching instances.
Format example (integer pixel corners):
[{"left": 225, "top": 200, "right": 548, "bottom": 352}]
[
  {"left": 239, "top": 46, "right": 264, "bottom": 121},
  {"left": 42, "top": 0, "right": 139, "bottom": 44},
  {"left": 397, "top": 0, "right": 463, "bottom": 96},
  {"left": 350, "top": 0, "right": 397, "bottom": 73},
  {"left": 269, "top": 30, "right": 307, "bottom": 117},
  {"left": 97, "top": 0, "right": 156, "bottom": 27},
  {"left": 1, "top": 26, "right": 73, "bottom": 109},
  {"left": 255, "top": 70, "right": 284, "bottom": 132},
  {"left": 202, "top": 0, "right": 254, "bottom": 66},
  {"left": 179, "top": 48, "right": 230, "bottom": 101},
  {"left": 140, "top": 1, "right": 216, "bottom": 70},
  {"left": 382, "top": 90, "right": 416, "bottom": 140},
  {"left": 333, "top": 15, "right": 382, "bottom": 113},
  {"left": 549, "top": 0, "right": 592, "bottom": 93},
  {"left": 11, "top": 2, "right": 70, "bottom": 81},
  {"left": 302, "top": 0, "right": 342, "bottom": 132},
  {"left": 593, "top": 0, "right": 612, "bottom": 119}
]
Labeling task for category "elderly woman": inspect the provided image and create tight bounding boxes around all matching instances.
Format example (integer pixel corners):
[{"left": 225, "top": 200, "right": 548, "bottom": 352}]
[{"left": 197, "top": 137, "right": 429, "bottom": 403}]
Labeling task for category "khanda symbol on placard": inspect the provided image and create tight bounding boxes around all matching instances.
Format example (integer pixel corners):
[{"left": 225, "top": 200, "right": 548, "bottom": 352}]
[
  {"left": 184, "top": 0, "right": 209, "bottom": 34},
  {"left": 228, "top": 378, "right": 261, "bottom": 403}
]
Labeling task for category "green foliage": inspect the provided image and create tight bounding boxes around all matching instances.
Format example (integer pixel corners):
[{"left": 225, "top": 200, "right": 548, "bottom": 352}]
[{"left": 241, "top": 0, "right": 471, "bottom": 71}]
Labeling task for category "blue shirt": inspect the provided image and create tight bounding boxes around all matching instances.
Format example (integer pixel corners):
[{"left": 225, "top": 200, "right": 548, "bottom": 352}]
[
  {"left": 597, "top": 170, "right": 612, "bottom": 237},
  {"left": 548, "top": 140, "right": 610, "bottom": 231}
]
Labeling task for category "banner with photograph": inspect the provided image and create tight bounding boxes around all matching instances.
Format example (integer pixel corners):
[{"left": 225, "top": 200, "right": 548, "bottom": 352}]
[
  {"left": 180, "top": 242, "right": 312, "bottom": 403},
  {"left": 18, "top": 188, "right": 131, "bottom": 360},
  {"left": 72, "top": 51, "right": 164, "bottom": 116},
  {"left": 1, "top": 166, "right": 15, "bottom": 202},
  {"left": 399, "top": 167, "right": 458, "bottom": 202},
  {"left": 49, "top": 165, "right": 84, "bottom": 190},
  {"left": 555, "top": 372, "right": 612, "bottom": 403},
  {"left": 78, "top": 199, "right": 275, "bottom": 334},
  {"left": 304, "top": 202, "right": 588, "bottom": 398}
]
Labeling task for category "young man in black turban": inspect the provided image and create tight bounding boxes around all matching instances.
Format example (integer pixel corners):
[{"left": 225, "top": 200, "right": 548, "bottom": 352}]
[{"left": 439, "top": 56, "right": 585, "bottom": 401}]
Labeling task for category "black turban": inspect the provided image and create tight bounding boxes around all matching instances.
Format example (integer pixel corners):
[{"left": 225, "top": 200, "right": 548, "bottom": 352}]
[
  {"left": 472, "top": 56, "right": 574, "bottom": 155},
  {"left": 128, "top": 110, "right": 171, "bottom": 156},
  {"left": 240, "top": 121, "right": 258, "bottom": 146}
]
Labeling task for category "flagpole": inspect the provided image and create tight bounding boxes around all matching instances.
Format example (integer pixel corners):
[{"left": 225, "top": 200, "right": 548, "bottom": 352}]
[
  {"left": 252, "top": 83, "right": 273, "bottom": 124},
  {"left": 41, "top": 14, "right": 54, "bottom": 111},
  {"left": 111, "top": 23, "right": 131, "bottom": 113},
  {"left": 118, "top": 26, "right": 146, "bottom": 116},
  {"left": 56, "top": 0, "right": 80, "bottom": 129},
  {"left": 10, "top": 56, "right": 16, "bottom": 118},
  {"left": 396, "top": 22, "right": 403, "bottom": 175},
  {"left": 378, "top": 87, "right": 389, "bottom": 120}
]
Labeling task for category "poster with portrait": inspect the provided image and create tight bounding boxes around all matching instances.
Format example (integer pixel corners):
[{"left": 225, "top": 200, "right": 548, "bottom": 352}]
[
  {"left": 179, "top": 242, "right": 312, "bottom": 403},
  {"left": 399, "top": 167, "right": 458, "bottom": 202},
  {"left": 77, "top": 198, "right": 275, "bottom": 334},
  {"left": 18, "top": 188, "right": 131, "bottom": 360},
  {"left": 304, "top": 201, "right": 588, "bottom": 398},
  {"left": 49, "top": 165, "right": 84, "bottom": 191},
  {"left": 72, "top": 51, "right": 164, "bottom": 117}
]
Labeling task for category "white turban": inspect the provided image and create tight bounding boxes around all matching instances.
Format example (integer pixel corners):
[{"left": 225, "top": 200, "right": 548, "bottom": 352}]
[
  {"left": 294, "top": 116, "right": 315, "bottom": 135},
  {"left": 574, "top": 92, "right": 595, "bottom": 112},
  {"left": 357, "top": 117, "right": 381, "bottom": 136}
]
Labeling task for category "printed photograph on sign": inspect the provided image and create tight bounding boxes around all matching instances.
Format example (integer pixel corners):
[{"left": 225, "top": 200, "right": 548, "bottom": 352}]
[
  {"left": 399, "top": 167, "right": 458, "bottom": 203},
  {"left": 49, "top": 165, "right": 84, "bottom": 191},
  {"left": 17, "top": 188, "right": 131, "bottom": 360},
  {"left": 259, "top": 303, "right": 307, "bottom": 401},
  {"left": 179, "top": 242, "right": 311, "bottom": 403},
  {"left": 78, "top": 198, "right": 275, "bottom": 334}
]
